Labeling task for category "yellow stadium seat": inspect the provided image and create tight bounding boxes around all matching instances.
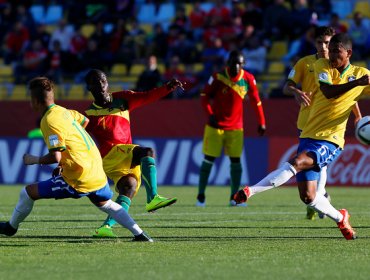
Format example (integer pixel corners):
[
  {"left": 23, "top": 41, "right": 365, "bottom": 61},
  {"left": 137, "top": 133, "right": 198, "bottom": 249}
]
[
  {"left": 0, "top": 65, "right": 14, "bottom": 83},
  {"left": 193, "top": 63, "right": 204, "bottom": 73},
  {"left": 267, "top": 61, "right": 285, "bottom": 74},
  {"left": 64, "top": 84, "right": 91, "bottom": 100},
  {"left": 8, "top": 85, "right": 28, "bottom": 100},
  {"left": 80, "top": 24, "right": 96, "bottom": 38},
  {"left": 184, "top": 3, "right": 193, "bottom": 16},
  {"left": 353, "top": 1, "right": 370, "bottom": 18},
  {"left": 140, "top": 23, "right": 153, "bottom": 35},
  {"left": 267, "top": 41, "right": 288, "bottom": 60},
  {"left": 130, "top": 64, "right": 145, "bottom": 76}
]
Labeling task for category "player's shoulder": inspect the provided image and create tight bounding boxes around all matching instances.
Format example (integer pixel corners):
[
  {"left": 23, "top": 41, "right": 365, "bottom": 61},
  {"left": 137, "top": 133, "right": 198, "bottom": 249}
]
[
  {"left": 351, "top": 63, "right": 370, "bottom": 75},
  {"left": 297, "top": 54, "right": 317, "bottom": 65},
  {"left": 241, "top": 69, "right": 255, "bottom": 80}
]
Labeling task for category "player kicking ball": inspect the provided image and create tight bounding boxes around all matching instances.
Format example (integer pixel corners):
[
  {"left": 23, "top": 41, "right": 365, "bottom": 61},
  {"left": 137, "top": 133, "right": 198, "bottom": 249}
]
[
  {"left": 234, "top": 33, "right": 370, "bottom": 240},
  {"left": 84, "top": 69, "right": 184, "bottom": 238}
]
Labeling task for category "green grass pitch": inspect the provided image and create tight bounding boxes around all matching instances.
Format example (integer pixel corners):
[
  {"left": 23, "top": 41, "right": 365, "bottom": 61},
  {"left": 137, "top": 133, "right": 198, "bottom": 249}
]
[{"left": 1, "top": 185, "right": 370, "bottom": 280}]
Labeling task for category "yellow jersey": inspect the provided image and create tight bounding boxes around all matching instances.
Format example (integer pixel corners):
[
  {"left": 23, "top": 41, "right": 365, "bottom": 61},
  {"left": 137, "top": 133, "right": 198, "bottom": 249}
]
[
  {"left": 301, "top": 58, "right": 370, "bottom": 148},
  {"left": 288, "top": 54, "right": 318, "bottom": 130},
  {"left": 40, "top": 104, "right": 107, "bottom": 193}
]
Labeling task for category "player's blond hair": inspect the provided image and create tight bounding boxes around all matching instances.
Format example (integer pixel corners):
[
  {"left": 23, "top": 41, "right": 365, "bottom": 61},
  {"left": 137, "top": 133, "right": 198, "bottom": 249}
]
[{"left": 28, "top": 77, "right": 55, "bottom": 104}]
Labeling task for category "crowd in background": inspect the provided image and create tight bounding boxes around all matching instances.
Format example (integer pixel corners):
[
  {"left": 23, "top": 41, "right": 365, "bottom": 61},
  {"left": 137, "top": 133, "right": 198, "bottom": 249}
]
[{"left": 0, "top": 0, "right": 369, "bottom": 98}]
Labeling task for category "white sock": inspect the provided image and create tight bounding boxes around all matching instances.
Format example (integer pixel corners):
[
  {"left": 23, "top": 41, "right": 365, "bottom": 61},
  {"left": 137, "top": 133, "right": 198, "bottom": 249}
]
[
  {"left": 98, "top": 200, "right": 143, "bottom": 236},
  {"left": 9, "top": 187, "right": 34, "bottom": 229},
  {"left": 249, "top": 162, "right": 297, "bottom": 196},
  {"left": 307, "top": 193, "right": 343, "bottom": 222},
  {"left": 316, "top": 166, "right": 327, "bottom": 196}
]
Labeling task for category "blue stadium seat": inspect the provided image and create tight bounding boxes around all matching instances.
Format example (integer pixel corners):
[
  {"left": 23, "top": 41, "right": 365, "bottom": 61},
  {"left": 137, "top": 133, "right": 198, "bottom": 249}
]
[
  {"left": 29, "top": 5, "right": 45, "bottom": 24},
  {"left": 137, "top": 4, "right": 156, "bottom": 24},
  {"left": 44, "top": 5, "right": 63, "bottom": 24}
]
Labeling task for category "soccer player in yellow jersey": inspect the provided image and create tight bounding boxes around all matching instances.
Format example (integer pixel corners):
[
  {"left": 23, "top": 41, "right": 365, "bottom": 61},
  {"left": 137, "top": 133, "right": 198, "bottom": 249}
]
[
  {"left": 0, "top": 77, "right": 153, "bottom": 242},
  {"left": 283, "top": 26, "right": 362, "bottom": 220},
  {"left": 235, "top": 33, "right": 370, "bottom": 240}
]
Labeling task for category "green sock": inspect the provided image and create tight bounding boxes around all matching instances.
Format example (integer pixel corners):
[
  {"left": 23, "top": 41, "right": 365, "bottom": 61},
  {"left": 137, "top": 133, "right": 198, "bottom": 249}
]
[
  {"left": 198, "top": 160, "right": 213, "bottom": 196},
  {"left": 141, "top": 157, "right": 158, "bottom": 203},
  {"left": 230, "top": 162, "right": 242, "bottom": 198},
  {"left": 102, "top": 195, "right": 131, "bottom": 227}
]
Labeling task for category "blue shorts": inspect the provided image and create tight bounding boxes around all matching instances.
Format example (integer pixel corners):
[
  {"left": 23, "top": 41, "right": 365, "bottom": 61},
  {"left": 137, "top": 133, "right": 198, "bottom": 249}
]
[
  {"left": 38, "top": 175, "right": 113, "bottom": 204},
  {"left": 296, "top": 138, "right": 342, "bottom": 182}
]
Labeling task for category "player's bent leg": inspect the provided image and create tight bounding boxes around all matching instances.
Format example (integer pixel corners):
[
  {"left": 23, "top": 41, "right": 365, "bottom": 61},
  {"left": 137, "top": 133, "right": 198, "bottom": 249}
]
[{"left": 95, "top": 199, "right": 153, "bottom": 242}]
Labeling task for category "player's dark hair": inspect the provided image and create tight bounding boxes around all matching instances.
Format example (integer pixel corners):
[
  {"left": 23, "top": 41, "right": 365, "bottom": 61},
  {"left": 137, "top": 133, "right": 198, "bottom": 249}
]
[
  {"left": 228, "top": 50, "right": 243, "bottom": 62},
  {"left": 330, "top": 33, "right": 352, "bottom": 50},
  {"left": 85, "top": 69, "right": 105, "bottom": 84},
  {"left": 28, "top": 77, "right": 54, "bottom": 104},
  {"left": 314, "top": 26, "right": 335, "bottom": 39}
]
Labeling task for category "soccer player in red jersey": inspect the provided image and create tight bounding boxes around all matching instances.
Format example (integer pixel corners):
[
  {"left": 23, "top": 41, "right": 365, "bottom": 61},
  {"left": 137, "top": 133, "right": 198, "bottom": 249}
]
[
  {"left": 196, "top": 50, "right": 266, "bottom": 207},
  {"left": 84, "top": 69, "right": 184, "bottom": 238}
]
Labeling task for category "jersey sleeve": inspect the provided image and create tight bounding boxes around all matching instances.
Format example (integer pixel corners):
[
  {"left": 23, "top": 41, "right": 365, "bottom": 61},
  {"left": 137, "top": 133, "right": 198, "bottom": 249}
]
[
  {"left": 113, "top": 85, "right": 171, "bottom": 111},
  {"left": 69, "top": 109, "right": 87, "bottom": 126},
  {"left": 315, "top": 59, "right": 332, "bottom": 85},
  {"left": 287, "top": 58, "right": 304, "bottom": 85},
  {"left": 41, "top": 118, "right": 66, "bottom": 152},
  {"left": 247, "top": 74, "right": 266, "bottom": 126},
  {"left": 200, "top": 75, "right": 216, "bottom": 116}
]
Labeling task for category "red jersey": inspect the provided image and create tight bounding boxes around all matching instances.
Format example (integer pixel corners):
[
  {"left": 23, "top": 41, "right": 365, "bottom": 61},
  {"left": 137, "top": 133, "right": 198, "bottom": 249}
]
[
  {"left": 85, "top": 86, "right": 171, "bottom": 157},
  {"left": 201, "top": 68, "right": 265, "bottom": 130}
]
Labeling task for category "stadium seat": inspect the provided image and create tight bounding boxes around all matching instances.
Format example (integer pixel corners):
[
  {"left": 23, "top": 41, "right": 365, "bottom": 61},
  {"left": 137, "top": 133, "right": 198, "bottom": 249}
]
[
  {"left": 267, "top": 41, "right": 288, "bottom": 60},
  {"left": 200, "top": 2, "right": 214, "bottom": 13},
  {"left": 156, "top": 3, "right": 175, "bottom": 23},
  {"left": 8, "top": 85, "right": 28, "bottom": 100},
  {"left": 353, "top": 1, "right": 370, "bottom": 18},
  {"left": 267, "top": 61, "right": 285, "bottom": 74},
  {"left": 29, "top": 5, "right": 45, "bottom": 24},
  {"left": 0, "top": 65, "right": 13, "bottom": 83},
  {"left": 137, "top": 4, "right": 156, "bottom": 24},
  {"left": 331, "top": 0, "right": 352, "bottom": 19},
  {"left": 80, "top": 24, "right": 96, "bottom": 38},
  {"left": 44, "top": 5, "right": 63, "bottom": 24},
  {"left": 184, "top": 3, "right": 193, "bottom": 16},
  {"left": 130, "top": 64, "right": 146, "bottom": 76},
  {"left": 63, "top": 84, "right": 90, "bottom": 100}
]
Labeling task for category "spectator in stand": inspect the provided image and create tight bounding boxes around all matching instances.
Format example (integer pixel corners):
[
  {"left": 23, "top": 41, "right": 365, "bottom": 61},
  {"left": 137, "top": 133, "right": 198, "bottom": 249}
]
[
  {"left": 74, "top": 39, "right": 104, "bottom": 82},
  {"left": 4, "top": 20, "right": 30, "bottom": 65},
  {"left": 328, "top": 13, "right": 348, "bottom": 34},
  {"left": 263, "top": 0, "right": 291, "bottom": 40},
  {"left": 349, "top": 12, "right": 370, "bottom": 60},
  {"left": 172, "top": 5, "right": 189, "bottom": 32},
  {"left": 127, "top": 18, "right": 146, "bottom": 60},
  {"left": 167, "top": 31, "right": 198, "bottom": 65},
  {"left": 206, "top": 0, "right": 231, "bottom": 28},
  {"left": 241, "top": 1, "right": 263, "bottom": 33},
  {"left": 45, "top": 40, "right": 69, "bottom": 84},
  {"left": 0, "top": 4, "right": 14, "bottom": 43},
  {"left": 48, "top": 19, "right": 75, "bottom": 52},
  {"left": 189, "top": 1, "right": 206, "bottom": 41},
  {"left": 289, "top": 0, "right": 315, "bottom": 39},
  {"left": 14, "top": 39, "right": 48, "bottom": 84},
  {"left": 136, "top": 55, "right": 163, "bottom": 91},
  {"left": 15, "top": 4, "right": 36, "bottom": 36},
  {"left": 296, "top": 24, "right": 317, "bottom": 58},
  {"left": 31, "top": 24, "right": 51, "bottom": 50},
  {"left": 90, "top": 21, "right": 110, "bottom": 51},
  {"left": 70, "top": 25, "right": 88, "bottom": 58},
  {"left": 146, "top": 23, "right": 168, "bottom": 60},
  {"left": 308, "top": 0, "right": 332, "bottom": 20},
  {"left": 200, "top": 37, "right": 228, "bottom": 81},
  {"left": 242, "top": 35, "right": 267, "bottom": 76}
]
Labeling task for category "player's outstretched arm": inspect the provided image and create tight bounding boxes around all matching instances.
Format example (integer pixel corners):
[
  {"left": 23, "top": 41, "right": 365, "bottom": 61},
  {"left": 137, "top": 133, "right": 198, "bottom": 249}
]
[
  {"left": 23, "top": 150, "right": 62, "bottom": 165},
  {"left": 321, "top": 74, "right": 370, "bottom": 99},
  {"left": 166, "top": 78, "right": 185, "bottom": 91}
]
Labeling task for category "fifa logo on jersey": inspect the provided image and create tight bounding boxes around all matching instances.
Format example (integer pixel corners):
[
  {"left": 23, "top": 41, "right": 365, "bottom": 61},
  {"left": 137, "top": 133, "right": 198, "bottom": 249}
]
[{"left": 348, "top": 76, "right": 356, "bottom": 82}]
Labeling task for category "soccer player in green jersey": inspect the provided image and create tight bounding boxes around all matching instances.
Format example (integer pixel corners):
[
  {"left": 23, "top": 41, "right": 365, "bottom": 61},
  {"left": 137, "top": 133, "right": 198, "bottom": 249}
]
[
  {"left": 0, "top": 77, "right": 152, "bottom": 241},
  {"left": 283, "top": 26, "right": 362, "bottom": 220},
  {"left": 84, "top": 69, "right": 184, "bottom": 238},
  {"left": 235, "top": 33, "right": 370, "bottom": 240}
]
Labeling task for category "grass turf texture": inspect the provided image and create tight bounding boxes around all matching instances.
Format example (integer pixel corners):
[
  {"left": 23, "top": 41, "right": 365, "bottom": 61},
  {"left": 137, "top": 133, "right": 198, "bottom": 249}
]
[{"left": 1, "top": 185, "right": 370, "bottom": 280}]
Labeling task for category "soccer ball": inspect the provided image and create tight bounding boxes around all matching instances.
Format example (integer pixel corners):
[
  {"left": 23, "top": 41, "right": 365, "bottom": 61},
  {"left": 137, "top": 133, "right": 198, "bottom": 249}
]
[{"left": 355, "top": 116, "right": 370, "bottom": 145}]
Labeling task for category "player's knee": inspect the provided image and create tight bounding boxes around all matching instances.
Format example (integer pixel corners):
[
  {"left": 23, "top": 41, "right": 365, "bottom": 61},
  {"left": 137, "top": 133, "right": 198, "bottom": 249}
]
[
  {"left": 299, "top": 191, "right": 315, "bottom": 204},
  {"left": 116, "top": 175, "right": 138, "bottom": 198}
]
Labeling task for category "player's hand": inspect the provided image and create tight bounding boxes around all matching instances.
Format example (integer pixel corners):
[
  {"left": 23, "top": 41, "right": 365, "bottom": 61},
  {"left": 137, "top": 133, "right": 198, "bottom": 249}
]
[
  {"left": 208, "top": 114, "right": 219, "bottom": 128},
  {"left": 294, "top": 91, "right": 311, "bottom": 107},
  {"left": 23, "top": 154, "right": 40, "bottom": 165},
  {"left": 52, "top": 166, "right": 63, "bottom": 177},
  {"left": 257, "top": 125, "right": 266, "bottom": 136},
  {"left": 166, "top": 79, "right": 185, "bottom": 91}
]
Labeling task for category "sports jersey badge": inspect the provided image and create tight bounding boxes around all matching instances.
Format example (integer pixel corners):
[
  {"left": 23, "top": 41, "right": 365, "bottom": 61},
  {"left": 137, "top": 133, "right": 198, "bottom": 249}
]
[
  {"left": 49, "top": 135, "right": 59, "bottom": 146},
  {"left": 348, "top": 76, "right": 356, "bottom": 82},
  {"left": 319, "top": 72, "right": 328, "bottom": 82}
]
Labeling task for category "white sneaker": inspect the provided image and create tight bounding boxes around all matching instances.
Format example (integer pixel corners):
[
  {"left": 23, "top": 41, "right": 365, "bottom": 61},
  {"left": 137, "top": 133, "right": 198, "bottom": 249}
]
[
  {"left": 229, "top": 200, "right": 247, "bottom": 207},
  {"left": 196, "top": 200, "right": 206, "bottom": 207}
]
